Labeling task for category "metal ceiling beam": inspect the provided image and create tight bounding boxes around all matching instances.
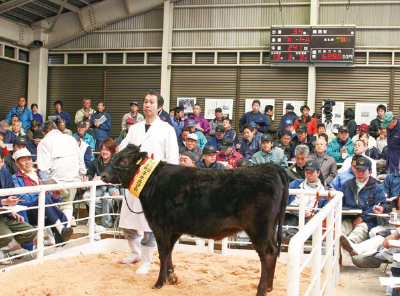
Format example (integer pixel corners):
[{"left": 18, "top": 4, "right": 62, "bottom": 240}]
[
  {"left": 0, "top": 0, "right": 36, "bottom": 13},
  {"left": 47, "top": 0, "right": 80, "bottom": 13},
  {"left": 6, "top": 10, "right": 36, "bottom": 22},
  {"left": 33, "top": 1, "right": 58, "bottom": 13},
  {"left": 0, "top": 17, "right": 33, "bottom": 45}
]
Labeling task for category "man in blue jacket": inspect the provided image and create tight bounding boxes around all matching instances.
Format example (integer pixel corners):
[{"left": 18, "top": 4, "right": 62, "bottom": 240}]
[
  {"left": 205, "top": 125, "right": 231, "bottom": 152},
  {"left": 90, "top": 101, "right": 111, "bottom": 150},
  {"left": 279, "top": 103, "right": 298, "bottom": 138},
  {"left": 329, "top": 155, "right": 361, "bottom": 191},
  {"left": 5, "top": 97, "right": 33, "bottom": 131},
  {"left": 340, "top": 157, "right": 386, "bottom": 245},
  {"left": 171, "top": 106, "right": 185, "bottom": 137},
  {"left": 239, "top": 99, "right": 270, "bottom": 133},
  {"left": 327, "top": 125, "right": 354, "bottom": 163}
]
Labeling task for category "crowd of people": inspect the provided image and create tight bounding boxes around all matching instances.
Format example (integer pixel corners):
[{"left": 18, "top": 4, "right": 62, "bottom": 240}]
[{"left": 1, "top": 94, "right": 400, "bottom": 293}]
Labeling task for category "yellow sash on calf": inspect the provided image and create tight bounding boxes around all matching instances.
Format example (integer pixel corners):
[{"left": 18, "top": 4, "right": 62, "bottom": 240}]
[{"left": 128, "top": 158, "right": 160, "bottom": 198}]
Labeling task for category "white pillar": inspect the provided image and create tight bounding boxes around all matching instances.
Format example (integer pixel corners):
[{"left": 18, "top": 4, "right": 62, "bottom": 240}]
[
  {"left": 160, "top": 0, "right": 173, "bottom": 111},
  {"left": 27, "top": 24, "right": 49, "bottom": 118},
  {"left": 307, "top": 0, "right": 319, "bottom": 114}
]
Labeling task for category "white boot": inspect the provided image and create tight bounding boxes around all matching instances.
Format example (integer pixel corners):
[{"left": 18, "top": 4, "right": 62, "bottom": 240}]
[
  {"left": 44, "top": 228, "right": 55, "bottom": 246},
  {"left": 2, "top": 239, "right": 19, "bottom": 251},
  {"left": 0, "top": 250, "right": 11, "bottom": 265},
  {"left": 136, "top": 246, "right": 156, "bottom": 274},
  {"left": 62, "top": 209, "right": 73, "bottom": 227},
  {"left": 121, "top": 238, "right": 141, "bottom": 264}
]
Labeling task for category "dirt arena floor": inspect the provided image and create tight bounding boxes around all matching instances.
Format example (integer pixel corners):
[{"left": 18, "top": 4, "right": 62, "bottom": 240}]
[{"left": 1, "top": 251, "right": 311, "bottom": 296}]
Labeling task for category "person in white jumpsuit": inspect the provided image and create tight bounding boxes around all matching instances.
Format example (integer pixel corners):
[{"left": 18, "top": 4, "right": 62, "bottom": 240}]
[{"left": 118, "top": 91, "right": 179, "bottom": 274}]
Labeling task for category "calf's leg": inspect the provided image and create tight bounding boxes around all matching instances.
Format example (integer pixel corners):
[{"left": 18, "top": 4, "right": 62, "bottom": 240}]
[
  {"left": 166, "top": 234, "right": 181, "bottom": 285},
  {"left": 152, "top": 229, "right": 174, "bottom": 289}
]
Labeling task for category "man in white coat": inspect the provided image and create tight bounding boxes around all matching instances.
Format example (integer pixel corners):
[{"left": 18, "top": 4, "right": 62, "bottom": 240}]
[{"left": 119, "top": 91, "right": 179, "bottom": 274}]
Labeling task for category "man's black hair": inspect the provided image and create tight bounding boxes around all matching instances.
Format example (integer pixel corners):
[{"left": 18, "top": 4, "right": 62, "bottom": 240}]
[
  {"left": 174, "top": 106, "right": 184, "bottom": 115},
  {"left": 145, "top": 90, "right": 164, "bottom": 108},
  {"left": 30, "top": 119, "right": 41, "bottom": 128},
  {"left": 344, "top": 108, "right": 355, "bottom": 120},
  {"left": 377, "top": 104, "right": 386, "bottom": 113},
  {"left": 264, "top": 105, "right": 274, "bottom": 113},
  {"left": 54, "top": 100, "right": 63, "bottom": 108},
  {"left": 300, "top": 105, "right": 310, "bottom": 112},
  {"left": 31, "top": 103, "right": 38, "bottom": 109}
]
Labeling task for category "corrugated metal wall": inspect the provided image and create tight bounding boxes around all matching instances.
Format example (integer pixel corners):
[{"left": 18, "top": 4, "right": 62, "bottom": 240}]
[
  {"left": 393, "top": 69, "right": 400, "bottom": 116},
  {"left": 0, "top": 59, "right": 28, "bottom": 121}
]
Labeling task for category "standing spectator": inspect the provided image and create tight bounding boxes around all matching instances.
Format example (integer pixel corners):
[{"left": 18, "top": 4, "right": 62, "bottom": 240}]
[
  {"left": 30, "top": 103, "right": 43, "bottom": 125},
  {"left": 264, "top": 105, "right": 277, "bottom": 135},
  {"left": 274, "top": 130, "right": 292, "bottom": 153},
  {"left": 222, "top": 118, "right": 238, "bottom": 147},
  {"left": 90, "top": 101, "right": 111, "bottom": 151},
  {"left": 196, "top": 145, "right": 226, "bottom": 169},
  {"left": 284, "top": 123, "right": 315, "bottom": 161},
  {"left": 5, "top": 120, "right": 25, "bottom": 144},
  {"left": 369, "top": 104, "right": 386, "bottom": 139},
  {"left": 309, "top": 137, "right": 337, "bottom": 186},
  {"left": 327, "top": 125, "right": 354, "bottom": 163},
  {"left": 205, "top": 125, "right": 229, "bottom": 152},
  {"left": 58, "top": 119, "right": 72, "bottom": 136},
  {"left": 121, "top": 101, "right": 144, "bottom": 130},
  {"left": 186, "top": 120, "right": 207, "bottom": 148},
  {"left": 239, "top": 99, "right": 270, "bottom": 133},
  {"left": 239, "top": 124, "right": 261, "bottom": 160},
  {"left": 5, "top": 97, "right": 33, "bottom": 131},
  {"left": 344, "top": 108, "right": 357, "bottom": 138},
  {"left": 171, "top": 106, "right": 185, "bottom": 137},
  {"left": 294, "top": 105, "right": 318, "bottom": 135},
  {"left": 216, "top": 137, "right": 243, "bottom": 169},
  {"left": 119, "top": 118, "right": 134, "bottom": 140},
  {"left": 73, "top": 121, "right": 96, "bottom": 155},
  {"left": 75, "top": 98, "right": 95, "bottom": 124},
  {"left": 37, "top": 121, "right": 86, "bottom": 227},
  {"left": 252, "top": 134, "right": 288, "bottom": 168},
  {"left": 52, "top": 100, "right": 72, "bottom": 126},
  {"left": 158, "top": 98, "right": 173, "bottom": 127},
  {"left": 4, "top": 136, "right": 27, "bottom": 175},
  {"left": 279, "top": 103, "right": 298, "bottom": 138},
  {"left": 184, "top": 104, "right": 210, "bottom": 135},
  {"left": 27, "top": 130, "right": 44, "bottom": 162},
  {"left": 25, "top": 119, "right": 41, "bottom": 141},
  {"left": 209, "top": 107, "right": 224, "bottom": 136},
  {"left": 381, "top": 111, "right": 400, "bottom": 173},
  {"left": 179, "top": 133, "right": 203, "bottom": 161}
]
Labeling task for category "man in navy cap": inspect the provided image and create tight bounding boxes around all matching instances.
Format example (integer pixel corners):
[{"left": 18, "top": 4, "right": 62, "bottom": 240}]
[
  {"left": 205, "top": 125, "right": 230, "bottom": 151},
  {"left": 196, "top": 145, "right": 226, "bottom": 169},
  {"left": 238, "top": 99, "right": 270, "bottom": 133},
  {"left": 279, "top": 103, "right": 298, "bottom": 138},
  {"left": 121, "top": 101, "right": 144, "bottom": 130},
  {"left": 216, "top": 137, "right": 243, "bottom": 169},
  {"left": 252, "top": 134, "right": 287, "bottom": 168},
  {"left": 274, "top": 130, "right": 292, "bottom": 153},
  {"left": 284, "top": 123, "right": 315, "bottom": 161},
  {"left": 283, "top": 119, "right": 296, "bottom": 139},
  {"left": 209, "top": 107, "right": 224, "bottom": 136}
]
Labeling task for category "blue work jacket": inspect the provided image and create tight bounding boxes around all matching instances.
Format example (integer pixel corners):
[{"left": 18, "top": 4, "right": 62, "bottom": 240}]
[
  {"left": 5, "top": 106, "right": 33, "bottom": 130},
  {"left": 239, "top": 111, "right": 270, "bottom": 133},
  {"left": 90, "top": 111, "right": 111, "bottom": 140}
]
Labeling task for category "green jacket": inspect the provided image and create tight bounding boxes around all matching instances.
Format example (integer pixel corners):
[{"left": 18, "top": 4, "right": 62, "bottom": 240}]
[{"left": 251, "top": 149, "right": 288, "bottom": 168}]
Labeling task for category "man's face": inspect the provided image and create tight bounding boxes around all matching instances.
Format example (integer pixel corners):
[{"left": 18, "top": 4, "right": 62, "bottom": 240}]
[
  {"left": 83, "top": 100, "right": 91, "bottom": 110},
  {"left": 315, "top": 139, "right": 327, "bottom": 154},
  {"left": 193, "top": 105, "right": 201, "bottom": 117},
  {"left": 302, "top": 108, "right": 310, "bottom": 117},
  {"left": 261, "top": 141, "right": 273, "bottom": 153},
  {"left": 32, "top": 126, "right": 39, "bottom": 131},
  {"left": 380, "top": 128, "right": 387, "bottom": 137},
  {"left": 12, "top": 122, "right": 21, "bottom": 133},
  {"left": 222, "top": 120, "right": 231, "bottom": 129},
  {"left": 296, "top": 131, "right": 307, "bottom": 142},
  {"left": 377, "top": 109, "right": 385, "bottom": 119},
  {"left": 221, "top": 146, "right": 233, "bottom": 156},
  {"left": 215, "top": 111, "right": 222, "bottom": 120},
  {"left": 252, "top": 103, "right": 260, "bottom": 113},
  {"left": 77, "top": 126, "right": 86, "bottom": 136},
  {"left": 243, "top": 128, "right": 254, "bottom": 140},
  {"left": 216, "top": 133, "right": 224, "bottom": 140},
  {"left": 355, "top": 168, "right": 371, "bottom": 182},
  {"left": 11, "top": 116, "right": 19, "bottom": 123},
  {"left": 130, "top": 104, "right": 138, "bottom": 113},
  {"left": 351, "top": 160, "right": 357, "bottom": 174},
  {"left": 17, "top": 156, "right": 33, "bottom": 172},
  {"left": 186, "top": 138, "right": 197, "bottom": 151},
  {"left": 285, "top": 125, "right": 294, "bottom": 132},
  {"left": 32, "top": 106, "right": 38, "bottom": 113},
  {"left": 100, "top": 146, "right": 112, "bottom": 161},
  {"left": 295, "top": 153, "right": 308, "bottom": 168},
  {"left": 318, "top": 126, "right": 326, "bottom": 134},
  {"left": 266, "top": 109, "right": 274, "bottom": 116},
  {"left": 97, "top": 103, "right": 105, "bottom": 113},
  {"left": 55, "top": 103, "right": 62, "bottom": 112},
  {"left": 181, "top": 131, "right": 189, "bottom": 141},
  {"left": 354, "top": 141, "right": 367, "bottom": 155},
  {"left": 143, "top": 94, "right": 159, "bottom": 118},
  {"left": 204, "top": 153, "right": 216, "bottom": 164},
  {"left": 388, "top": 119, "right": 397, "bottom": 130},
  {"left": 305, "top": 169, "right": 319, "bottom": 183},
  {"left": 177, "top": 110, "right": 184, "bottom": 119},
  {"left": 338, "top": 131, "right": 349, "bottom": 142},
  {"left": 58, "top": 122, "right": 66, "bottom": 131},
  {"left": 18, "top": 97, "right": 26, "bottom": 107},
  {"left": 179, "top": 155, "right": 195, "bottom": 167},
  {"left": 281, "top": 134, "right": 291, "bottom": 146}
]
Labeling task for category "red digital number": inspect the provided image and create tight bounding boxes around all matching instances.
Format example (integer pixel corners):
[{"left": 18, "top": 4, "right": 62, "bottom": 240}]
[
  {"left": 294, "top": 28, "right": 303, "bottom": 35},
  {"left": 327, "top": 54, "right": 332, "bottom": 59},
  {"left": 287, "top": 37, "right": 292, "bottom": 42},
  {"left": 273, "top": 54, "right": 281, "bottom": 60},
  {"left": 341, "top": 37, "right": 347, "bottom": 42},
  {"left": 332, "top": 54, "right": 337, "bottom": 59},
  {"left": 288, "top": 54, "right": 293, "bottom": 60},
  {"left": 322, "top": 53, "right": 326, "bottom": 59},
  {"left": 288, "top": 45, "right": 292, "bottom": 51},
  {"left": 298, "top": 37, "right": 303, "bottom": 42},
  {"left": 338, "top": 53, "right": 343, "bottom": 59},
  {"left": 305, "top": 38, "right": 311, "bottom": 42},
  {"left": 299, "top": 54, "right": 305, "bottom": 61}
]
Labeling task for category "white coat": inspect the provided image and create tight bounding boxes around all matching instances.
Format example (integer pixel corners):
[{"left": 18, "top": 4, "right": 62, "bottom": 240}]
[{"left": 119, "top": 117, "right": 179, "bottom": 231}]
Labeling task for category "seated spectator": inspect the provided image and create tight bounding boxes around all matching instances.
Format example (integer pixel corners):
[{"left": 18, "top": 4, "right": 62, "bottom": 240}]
[
  {"left": 340, "top": 157, "right": 386, "bottom": 253},
  {"left": 358, "top": 130, "right": 378, "bottom": 159},
  {"left": 121, "top": 101, "right": 144, "bottom": 130},
  {"left": 82, "top": 138, "right": 121, "bottom": 228},
  {"left": 327, "top": 125, "right": 354, "bottom": 163},
  {"left": 264, "top": 105, "right": 277, "bottom": 135},
  {"left": 177, "top": 126, "right": 190, "bottom": 150},
  {"left": 4, "top": 136, "right": 27, "bottom": 175},
  {"left": 0, "top": 120, "right": 9, "bottom": 133},
  {"left": 25, "top": 119, "right": 41, "bottom": 141},
  {"left": 284, "top": 123, "right": 315, "bottom": 161},
  {"left": 252, "top": 134, "right": 288, "bottom": 168},
  {"left": 314, "top": 122, "right": 335, "bottom": 143},
  {"left": 52, "top": 100, "right": 72, "bottom": 126},
  {"left": 376, "top": 125, "right": 387, "bottom": 154},
  {"left": 119, "top": 118, "right": 134, "bottom": 140},
  {"left": 209, "top": 107, "right": 224, "bottom": 136},
  {"left": 216, "top": 137, "right": 243, "bottom": 169},
  {"left": 186, "top": 120, "right": 207, "bottom": 148},
  {"left": 205, "top": 125, "right": 229, "bottom": 151},
  {"left": 72, "top": 121, "right": 96, "bottom": 156},
  {"left": 352, "top": 125, "right": 377, "bottom": 150},
  {"left": 75, "top": 98, "right": 95, "bottom": 124},
  {"left": 283, "top": 119, "right": 296, "bottom": 139},
  {"left": 5, "top": 120, "right": 25, "bottom": 144},
  {"left": 222, "top": 118, "right": 238, "bottom": 147},
  {"left": 330, "top": 155, "right": 361, "bottom": 191},
  {"left": 309, "top": 137, "right": 337, "bottom": 186},
  {"left": 171, "top": 106, "right": 184, "bottom": 137},
  {"left": 90, "top": 101, "right": 111, "bottom": 150},
  {"left": 239, "top": 99, "right": 270, "bottom": 133},
  {"left": 184, "top": 104, "right": 210, "bottom": 135},
  {"left": 344, "top": 108, "right": 357, "bottom": 138},
  {"left": 287, "top": 145, "right": 310, "bottom": 182},
  {"left": 12, "top": 148, "right": 73, "bottom": 246},
  {"left": 27, "top": 130, "right": 44, "bottom": 162},
  {"left": 294, "top": 105, "right": 318, "bottom": 135},
  {"left": 179, "top": 133, "right": 203, "bottom": 162},
  {"left": 278, "top": 103, "right": 298, "bottom": 138},
  {"left": 196, "top": 145, "right": 225, "bottom": 169},
  {"left": 239, "top": 124, "right": 261, "bottom": 160},
  {"left": 58, "top": 119, "right": 72, "bottom": 136},
  {"left": 284, "top": 160, "right": 326, "bottom": 242},
  {"left": 274, "top": 130, "right": 292, "bottom": 153},
  {"left": 179, "top": 151, "right": 196, "bottom": 167},
  {"left": 0, "top": 127, "right": 9, "bottom": 158},
  {"left": 369, "top": 104, "right": 386, "bottom": 139},
  {"left": 31, "top": 103, "right": 43, "bottom": 125},
  {"left": 73, "top": 135, "right": 92, "bottom": 169},
  {"left": 5, "top": 97, "right": 32, "bottom": 131},
  {"left": 338, "top": 139, "right": 377, "bottom": 178}
]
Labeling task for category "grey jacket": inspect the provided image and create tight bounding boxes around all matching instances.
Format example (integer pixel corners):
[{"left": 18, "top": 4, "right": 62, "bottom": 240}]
[{"left": 309, "top": 152, "right": 337, "bottom": 185}]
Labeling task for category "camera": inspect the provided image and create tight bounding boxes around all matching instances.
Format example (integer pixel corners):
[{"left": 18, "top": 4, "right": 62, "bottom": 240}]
[{"left": 322, "top": 99, "right": 336, "bottom": 123}]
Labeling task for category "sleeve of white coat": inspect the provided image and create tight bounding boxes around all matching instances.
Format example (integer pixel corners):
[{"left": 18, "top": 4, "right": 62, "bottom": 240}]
[
  {"left": 165, "top": 125, "right": 179, "bottom": 165},
  {"left": 37, "top": 141, "right": 52, "bottom": 177},
  {"left": 77, "top": 145, "right": 87, "bottom": 176}
]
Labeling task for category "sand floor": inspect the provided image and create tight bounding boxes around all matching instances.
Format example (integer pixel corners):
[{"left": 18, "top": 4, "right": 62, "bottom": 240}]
[{"left": 1, "top": 251, "right": 312, "bottom": 296}]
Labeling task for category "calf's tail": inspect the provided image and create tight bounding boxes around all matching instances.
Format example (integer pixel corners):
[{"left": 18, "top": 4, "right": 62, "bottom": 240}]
[{"left": 276, "top": 169, "right": 290, "bottom": 255}]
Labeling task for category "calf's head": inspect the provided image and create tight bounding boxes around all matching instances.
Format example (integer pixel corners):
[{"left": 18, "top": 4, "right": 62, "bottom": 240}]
[{"left": 101, "top": 144, "right": 148, "bottom": 188}]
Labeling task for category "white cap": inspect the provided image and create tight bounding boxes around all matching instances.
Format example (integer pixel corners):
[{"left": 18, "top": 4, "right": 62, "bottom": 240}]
[
  {"left": 12, "top": 148, "right": 32, "bottom": 161},
  {"left": 187, "top": 133, "right": 198, "bottom": 141}
]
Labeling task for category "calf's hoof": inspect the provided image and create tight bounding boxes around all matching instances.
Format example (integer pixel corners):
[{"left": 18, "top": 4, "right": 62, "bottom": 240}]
[
  {"left": 152, "top": 281, "right": 165, "bottom": 289},
  {"left": 167, "top": 271, "right": 178, "bottom": 285}
]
